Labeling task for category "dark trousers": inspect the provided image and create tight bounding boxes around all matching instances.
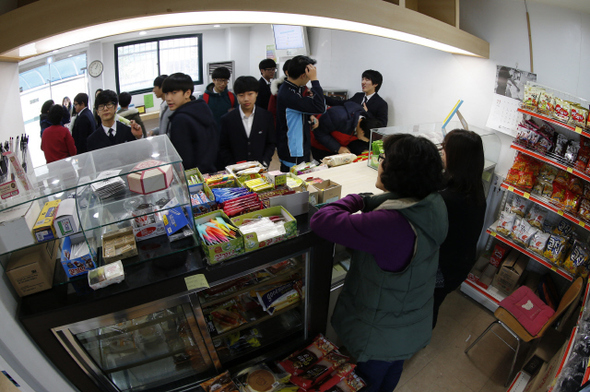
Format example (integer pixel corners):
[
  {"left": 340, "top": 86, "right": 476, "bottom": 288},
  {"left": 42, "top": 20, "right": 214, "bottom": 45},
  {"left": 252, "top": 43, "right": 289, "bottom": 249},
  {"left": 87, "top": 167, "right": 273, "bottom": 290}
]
[{"left": 356, "top": 359, "right": 405, "bottom": 392}]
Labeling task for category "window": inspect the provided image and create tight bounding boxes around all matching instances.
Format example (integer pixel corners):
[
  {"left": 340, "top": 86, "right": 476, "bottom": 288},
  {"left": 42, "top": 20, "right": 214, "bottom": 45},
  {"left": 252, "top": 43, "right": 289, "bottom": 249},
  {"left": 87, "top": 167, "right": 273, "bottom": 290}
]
[{"left": 115, "top": 34, "right": 203, "bottom": 95}]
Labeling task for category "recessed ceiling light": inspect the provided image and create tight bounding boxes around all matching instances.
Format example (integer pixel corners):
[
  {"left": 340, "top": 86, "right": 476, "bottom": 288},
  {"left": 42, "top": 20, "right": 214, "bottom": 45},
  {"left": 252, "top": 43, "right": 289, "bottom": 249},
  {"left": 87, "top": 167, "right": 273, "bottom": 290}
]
[
  {"left": 139, "top": 31, "right": 147, "bottom": 36},
  {"left": 213, "top": 24, "right": 221, "bottom": 28}
]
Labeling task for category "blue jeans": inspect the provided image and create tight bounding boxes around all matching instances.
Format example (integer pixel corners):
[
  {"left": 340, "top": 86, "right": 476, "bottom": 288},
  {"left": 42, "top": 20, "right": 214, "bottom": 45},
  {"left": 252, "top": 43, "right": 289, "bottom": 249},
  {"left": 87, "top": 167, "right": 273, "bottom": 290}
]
[{"left": 356, "top": 359, "right": 405, "bottom": 392}]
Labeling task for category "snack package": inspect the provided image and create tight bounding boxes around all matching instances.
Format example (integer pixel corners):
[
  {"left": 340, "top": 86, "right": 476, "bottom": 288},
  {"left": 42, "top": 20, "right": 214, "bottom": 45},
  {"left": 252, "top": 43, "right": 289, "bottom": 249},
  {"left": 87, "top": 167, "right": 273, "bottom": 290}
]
[
  {"left": 568, "top": 177, "right": 584, "bottom": 195},
  {"left": 321, "top": 153, "right": 357, "bottom": 167},
  {"left": 529, "top": 231, "right": 550, "bottom": 255},
  {"left": 224, "top": 328, "right": 263, "bottom": 356},
  {"left": 544, "top": 234, "right": 568, "bottom": 264},
  {"left": 523, "top": 84, "right": 542, "bottom": 110},
  {"left": 579, "top": 198, "right": 590, "bottom": 222},
  {"left": 571, "top": 105, "right": 589, "bottom": 128},
  {"left": 235, "top": 363, "right": 288, "bottom": 392},
  {"left": 511, "top": 219, "right": 538, "bottom": 246},
  {"left": 510, "top": 195, "right": 530, "bottom": 217},
  {"left": 496, "top": 211, "right": 517, "bottom": 236},
  {"left": 304, "top": 363, "right": 357, "bottom": 392},
  {"left": 563, "top": 190, "right": 581, "bottom": 213},
  {"left": 554, "top": 220, "right": 574, "bottom": 238},
  {"left": 550, "top": 182, "right": 567, "bottom": 206},
  {"left": 537, "top": 90, "right": 555, "bottom": 115},
  {"left": 563, "top": 241, "right": 590, "bottom": 277},
  {"left": 526, "top": 205, "right": 547, "bottom": 229},
  {"left": 554, "top": 169, "right": 570, "bottom": 185},
  {"left": 200, "top": 371, "right": 240, "bottom": 392},
  {"left": 209, "top": 299, "right": 247, "bottom": 334},
  {"left": 539, "top": 164, "right": 558, "bottom": 183},
  {"left": 553, "top": 97, "right": 571, "bottom": 123},
  {"left": 564, "top": 141, "right": 580, "bottom": 165},
  {"left": 553, "top": 135, "right": 569, "bottom": 158},
  {"left": 317, "top": 372, "right": 366, "bottom": 392},
  {"left": 254, "top": 280, "right": 302, "bottom": 315},
  {"left": 489, "top": 243, "right": 510, "bottom": 267},
  {"left": 290, "top": 352, "right": 350, "bottom": 389},
  {"left": 280, "top": 335, "right": 338, "bottom": 376}
]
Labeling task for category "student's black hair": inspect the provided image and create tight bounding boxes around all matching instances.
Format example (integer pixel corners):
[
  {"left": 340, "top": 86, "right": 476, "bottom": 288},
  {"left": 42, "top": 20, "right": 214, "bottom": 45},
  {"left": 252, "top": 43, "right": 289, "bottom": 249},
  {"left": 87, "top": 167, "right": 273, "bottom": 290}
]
[
  {"left": 288, "top": 55, "right": 316, "bottom": 79},
  {"left": 442, "top": 129, "right": 486, "bottom": 205},
  {"left": 48, "top": 104, "right": 64, "bottom": 125},
  {"left": 359, "top": 117, "right": 380, "bottom": 134},
  {"left": 153, "top": 74, "right": 168, "bottom": 88},
  {"left": 379, "top": 134, "right": 444, "bottom": 199},
  {"left": 233, "top": 76, "right": 260, "bottom": 95},
  {"left": 162, "top": 73, "right": 194, "bottom": 95},
  {"left": 282, "top": 59, "right": 291, "bottom": 76},
  {"left": 41, "top": 99, "right": 54, "bottom": 114},
  {"left": 259, "top": 59, "right": 276, "bottom": 70},
  {"left": 74, "top": 93, "right": 89, "bottom": 107},
  {"left": 94, "top": 89, "right": 118, "bottom": 110},
  {"left": 361, "top": 70, "right": 383, "bottom": 92},
  {"left": 95, "top": 88, "right": 103, "bottom": 98},
  {"left": 118, "top": 92, "right": 132, "bottom": 108},
  {"left": 211, "top": 67, "right": 231, "bottom": 80}
]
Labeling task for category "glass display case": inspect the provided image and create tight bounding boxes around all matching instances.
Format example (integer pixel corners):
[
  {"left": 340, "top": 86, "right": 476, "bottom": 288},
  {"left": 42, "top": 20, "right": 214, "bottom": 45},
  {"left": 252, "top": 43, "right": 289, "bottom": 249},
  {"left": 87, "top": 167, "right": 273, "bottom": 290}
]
[{"left": 0, "top": 135, "right": 197, "bottom": 283}]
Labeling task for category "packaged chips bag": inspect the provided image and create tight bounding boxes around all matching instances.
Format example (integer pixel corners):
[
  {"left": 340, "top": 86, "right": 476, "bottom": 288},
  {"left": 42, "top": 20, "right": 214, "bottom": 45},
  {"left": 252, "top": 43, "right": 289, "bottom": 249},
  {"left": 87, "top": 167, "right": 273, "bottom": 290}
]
[
  {"left": 289, "top": 352, "right": 350, "bottom": 389},
  {"left": 510, "top": 195, "right": 531, "bottom": 217},
  {"left": 554, "top": 220, "right": 574, "bottom": 238},
  {"left": 511, "top": 219, "right": 538, "bottom": 247},
  {"left": 280, "top": 335, "right": 337, "bottom": 376},
  {"left": 553, "top": 97, "right": 571, "bottom": 123},
  {"left": 571, "top": 105, "right": 589, "bottom": 128},
  {"left": 529, "top": 231, "right": 550, "bottom": 255},
  {"left": 579, "top": 198, "right": 590, "bottom": 222},
  {"left": 544, "top": 234, "right": 568, "bottom": 264},
  {"left": 563, "top": 241, "right": 590, "bottom": 277},
  {"left": 526, "top": 204, "right": 547, "bottom": 229},
  {"left": 537, "top": 91, "right": 555, "bottom": 115},
  {"left": 497, "top": 211, "right": 516, "bottom": 236}
]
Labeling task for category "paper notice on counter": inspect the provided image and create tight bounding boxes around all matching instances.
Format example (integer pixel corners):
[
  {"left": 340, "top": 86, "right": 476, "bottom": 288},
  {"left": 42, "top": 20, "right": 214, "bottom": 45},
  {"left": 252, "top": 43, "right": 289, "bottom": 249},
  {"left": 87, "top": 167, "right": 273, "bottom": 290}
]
[
  {"left": 185, "top": 274, "right": 209, "bottom": 291},
  {"left": 486, "top": 94, "right": 522, "bottom": 137}
]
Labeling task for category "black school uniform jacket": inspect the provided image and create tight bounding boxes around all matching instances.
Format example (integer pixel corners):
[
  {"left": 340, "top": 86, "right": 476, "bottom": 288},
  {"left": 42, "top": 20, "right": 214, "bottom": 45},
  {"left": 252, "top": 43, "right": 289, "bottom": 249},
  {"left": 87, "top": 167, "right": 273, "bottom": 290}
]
[
  {"left": 256, "top": 77, "right": 272, "bottom": 110},
  {"left": 86, "top": 121, "right": 137, "bottom": 152},
  {"left": 218, "top": 107, "right": 276, "bottom": 168},
  {"left": 71, "top": 107, "right": 96, "bottom": 154},
  {"left": 348, "top": 92, "right": 388, "bottom": 127}
]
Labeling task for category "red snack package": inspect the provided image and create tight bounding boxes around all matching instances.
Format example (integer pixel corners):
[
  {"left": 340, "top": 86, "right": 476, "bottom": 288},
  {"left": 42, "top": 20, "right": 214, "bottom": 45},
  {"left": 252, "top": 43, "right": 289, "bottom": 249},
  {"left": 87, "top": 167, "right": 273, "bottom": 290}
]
[
  {"left": 568, "top": 177, "right": 584, "bottom": 195},
  {"left": 305, "top": 363, "right": 357, "bottom": 392},
  {"left": 505, "top": 169, "right": 521, "bottom": 187},
  {"left": 320, "top": 372, "right": 366, "bottom": 392},
  {"left": 489, "top": 243, "right": 510, "bottom": 267},
  {"left": 290, "top": 352, "right": 350, "bottom": 389},
  {"left": 280, "top": 335, "right": 338, "bottom": 376},
  {"left": 563, "top": 190, "right": 581, "bottom": 213},
  {"left": 554, "top": 170, "right": 570, "bottom": 186},
  {"left": 550, "top": 182, "right": 566, "bottom": 206},
  {"left": 516, "top": 169, "right": 535, "bottom": 191},
  {"left": 579, "top": 198, "right": 590, "bottom": 222}
]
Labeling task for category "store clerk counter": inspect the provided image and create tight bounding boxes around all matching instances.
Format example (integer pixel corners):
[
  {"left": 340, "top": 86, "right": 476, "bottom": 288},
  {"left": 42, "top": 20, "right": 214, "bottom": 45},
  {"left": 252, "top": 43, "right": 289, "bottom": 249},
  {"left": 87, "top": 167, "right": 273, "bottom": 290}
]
[{"left": 308, "top": 161, "right": 383, "bottom": 197}]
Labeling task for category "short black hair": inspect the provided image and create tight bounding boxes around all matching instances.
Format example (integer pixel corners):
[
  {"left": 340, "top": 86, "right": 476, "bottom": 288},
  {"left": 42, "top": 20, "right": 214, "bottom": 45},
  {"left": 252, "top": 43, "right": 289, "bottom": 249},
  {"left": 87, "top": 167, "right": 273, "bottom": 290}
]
[
  {"left": 379, "top": 134, "right": 444, "bottom": 199},
  {"left": 212, "top": 67, "right": 231, "bottom": 80},
  {"left": 282, "top": 59, "right": 291, "bottom": 75},
  {"left": 233, "top": 76, "right": 259, "bottom": 95},
  {"left": 41, "top": 99, "right": 54, "bottom": 114},
  {"left": 118, "top": 92, "right": 132, "bottom": 108},
  {"left": 259, "top": 59, "right": 276, "bottom": 70},
  {"left": 48, "top": 105, "right": 63, "bottom": 125},
  {"left": 288, "top": 55, "right": 316, "bottom": 79},
  {"left": 362, "top": 70, "right": 383, "bottom": 92},
  {"left": 162, "top": 73, "right": 194, "bottom": 95},
  {"left": 153, "top": 74, "right": 168, "bottom": 88},
  {"left": 94, "top": 90, "right": 118, "bottom": 110},
  {"left": 74, "top": 93, "right": 88, "bottom": 107},
  {"left": 359, "top": 117, "right": 380, "bottom": 134}
]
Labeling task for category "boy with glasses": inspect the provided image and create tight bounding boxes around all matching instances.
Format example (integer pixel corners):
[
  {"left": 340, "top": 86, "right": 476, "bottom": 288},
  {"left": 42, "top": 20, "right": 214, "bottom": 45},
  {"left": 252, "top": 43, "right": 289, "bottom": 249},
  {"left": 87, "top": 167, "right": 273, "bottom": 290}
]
[
  {"left": 200, "top": 67, "right": 236, "bottom": 128},
  {"left": 257, "top": 58, "right": 276, "bottom": 110},
  {"left": 86, "top": 90, "right": 143, "bottom": 152}
]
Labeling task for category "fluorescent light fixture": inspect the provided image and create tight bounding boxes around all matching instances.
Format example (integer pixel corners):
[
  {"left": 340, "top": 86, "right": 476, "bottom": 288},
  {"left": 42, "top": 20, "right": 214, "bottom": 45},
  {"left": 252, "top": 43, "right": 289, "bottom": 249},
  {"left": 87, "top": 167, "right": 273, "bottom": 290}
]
[
  {"left": 213, "top": 24, "right": 221, "bottom": 28},
  {"left": 139, "top": 31, "right": 147, "bottom": 36},
  {"left": 15, "top": 11, "right": 482, "bottom": 57}
]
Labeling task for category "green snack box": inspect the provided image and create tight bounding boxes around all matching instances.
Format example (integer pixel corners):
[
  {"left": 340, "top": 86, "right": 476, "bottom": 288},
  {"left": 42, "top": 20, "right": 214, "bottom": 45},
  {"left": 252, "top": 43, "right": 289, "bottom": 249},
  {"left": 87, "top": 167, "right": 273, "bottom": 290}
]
[
  {"left": 231, "top": 206, "right": 297, "bottom": 252},
  {"left": 194, "top": 211, "right": 244, "bottom": 265}
]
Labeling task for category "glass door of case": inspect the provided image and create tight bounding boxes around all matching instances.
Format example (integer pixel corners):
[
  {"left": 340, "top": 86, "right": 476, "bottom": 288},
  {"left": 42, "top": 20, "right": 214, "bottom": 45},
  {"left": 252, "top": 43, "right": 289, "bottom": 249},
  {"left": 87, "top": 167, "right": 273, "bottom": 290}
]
[
  {"left": 196, "top": 252, "right": 308, "bottom": 365},
  {"left": 52, "top": 295, "right": 215, "bottom": 392}
]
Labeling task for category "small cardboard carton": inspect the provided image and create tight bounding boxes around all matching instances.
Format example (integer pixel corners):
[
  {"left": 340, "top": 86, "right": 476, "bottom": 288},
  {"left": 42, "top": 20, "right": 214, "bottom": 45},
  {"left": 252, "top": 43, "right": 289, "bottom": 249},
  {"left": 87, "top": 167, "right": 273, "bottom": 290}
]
[
  {"left": 32, "top": 199, "right": 61, "bottom": 242},
  {"left": 0, "top": 200, "right": 40, "bottom": 254},
  {"left": 102, "top": 226, "right": 138, "bottom": 264},
  {"left": 314, "top": 180, "right": 342, "bottom": 204},
  {"left": 307, "top": 184, "right": 320, "bottom": 206},
  {"left": 265, "top": 170, "right": 287, "bottom": 188},
  {"left": 493, "top": 252, "right": 528, "bottom": 294},
  {"left": 194, "top": 210, "right": 244, "bottom": 265},
  {"left": 285, "top": 173, "right": 307, "bottom": 193},
  {"left": 127, "top": 160, "right": 174, "bottom": 195},
  {"left": 60, "top": 235, "right": 97, "bottom": 278},
  {"left": 6, "top": 240, "right": 58, "bottom": 297},
  {"left": 190, "top": 183, "right": 217, "bottom": 217},
  {"left": 53, "top": 198, "right": 80, "bottom": 238},
  {"left": 231, "top": 206, "right": 297, "bottom": 252},
  {"left": 185, "top": 167, "right": 204, "bottom": 193}
]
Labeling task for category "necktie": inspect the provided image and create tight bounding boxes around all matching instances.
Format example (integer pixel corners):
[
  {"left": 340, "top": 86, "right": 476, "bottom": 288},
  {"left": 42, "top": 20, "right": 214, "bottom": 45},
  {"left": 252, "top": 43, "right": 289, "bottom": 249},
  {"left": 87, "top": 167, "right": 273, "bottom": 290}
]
[
  {"left": 362, "top": 96, "right": 368, "bottom": 106},
  {"left": 108, "top": 128, "right": 116, "bottom": 144}
]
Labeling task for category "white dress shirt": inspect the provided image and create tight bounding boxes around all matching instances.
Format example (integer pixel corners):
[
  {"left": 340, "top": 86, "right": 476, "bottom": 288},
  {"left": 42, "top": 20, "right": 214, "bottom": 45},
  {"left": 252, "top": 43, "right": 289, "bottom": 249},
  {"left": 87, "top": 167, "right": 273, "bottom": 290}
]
[{"left": 240, "top": 105, "right": 256, "bottom": 138}]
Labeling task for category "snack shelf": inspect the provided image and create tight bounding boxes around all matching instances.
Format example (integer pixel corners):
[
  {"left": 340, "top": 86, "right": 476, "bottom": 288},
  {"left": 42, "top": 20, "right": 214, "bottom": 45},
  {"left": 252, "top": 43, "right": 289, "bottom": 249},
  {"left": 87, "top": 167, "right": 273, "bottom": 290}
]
[
  {"left": 510, "top": 143, "right": 590, "bottom": 184},
  {"left": 103, "top": 347, "right": 189, "bottom": 374},
  {"left": 500, "top": 182, "right": 590, "bottom": 234},
  {"left": 486, "top": 226, "right": 574, "bottom": 281},
  {"left": 198, "top": 265, "right": 303, "bottom": 309},
  {"left": 518, "top": 108, "right": 588, "bottom": 137},
  {"left": 209, "top": 301, "right": 302, "bottom": 341}
]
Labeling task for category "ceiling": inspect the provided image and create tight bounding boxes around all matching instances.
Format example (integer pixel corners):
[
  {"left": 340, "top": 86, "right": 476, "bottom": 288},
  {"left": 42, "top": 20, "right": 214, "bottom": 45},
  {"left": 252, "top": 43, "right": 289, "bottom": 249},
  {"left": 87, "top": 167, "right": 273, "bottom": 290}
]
[{"left": 520, "top": 0, "right": 590, "bottom": 14}]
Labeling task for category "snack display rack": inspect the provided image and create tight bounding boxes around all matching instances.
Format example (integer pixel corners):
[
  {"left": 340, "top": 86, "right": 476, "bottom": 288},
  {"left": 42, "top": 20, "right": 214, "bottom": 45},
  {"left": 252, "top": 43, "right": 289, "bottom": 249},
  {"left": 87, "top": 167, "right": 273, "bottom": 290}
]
[{"left": 12, "top": 138, "right": 333, "bottom": 392}]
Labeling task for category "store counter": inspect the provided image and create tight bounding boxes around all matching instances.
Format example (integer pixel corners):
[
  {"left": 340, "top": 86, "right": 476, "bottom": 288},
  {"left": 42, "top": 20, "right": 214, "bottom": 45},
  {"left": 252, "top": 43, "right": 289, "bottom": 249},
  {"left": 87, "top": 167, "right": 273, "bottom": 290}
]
[{"left": 311, "top": 161, "right": 382, "bottom": 197}]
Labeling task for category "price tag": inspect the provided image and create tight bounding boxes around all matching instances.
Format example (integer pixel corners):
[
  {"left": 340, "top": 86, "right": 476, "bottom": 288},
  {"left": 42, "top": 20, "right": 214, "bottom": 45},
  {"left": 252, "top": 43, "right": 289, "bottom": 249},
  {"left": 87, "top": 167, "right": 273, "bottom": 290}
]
[
  {"left": 491, "top": 232, "right": 497, "bottom": 237},
  {"left": 185, "top": 274, "right": 209, "bottom": 291},
  {"left": 567, "top": 167, "right": 573, "bottom": 173},
  {"left": 508, "top": 186, "right": 515, "bottom": 192},
  {"left": 523, "top": 192, "right": 530, "bottom": 199},
  {"left": 551, "top": 266, "right": 558, "bottom": 271},
  {"left": 558, "top": 210, "right": 564, "bottom": 216},
  {"left": 575, "top": 126, "right": 583, "bottom": 134},
  {"left": 581, "top": 221, "right": 586, "bottom": 228}
]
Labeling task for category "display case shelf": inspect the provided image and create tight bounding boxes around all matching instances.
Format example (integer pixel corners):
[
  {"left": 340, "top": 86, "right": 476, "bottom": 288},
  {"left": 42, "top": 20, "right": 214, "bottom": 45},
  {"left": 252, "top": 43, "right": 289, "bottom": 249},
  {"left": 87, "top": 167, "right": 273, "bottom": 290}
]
[
  {"left": 517, "top": 108, "right": 588, "bottom": 136},
  {"left": 486, "top": 225, "right": 574, "bottom": 281},
  {"left": 500, "top": 182, "right": 590, "bottom": 234},
  {"left": 461, "top": 279, "right": 506, "bottom": 308},
  {"left": 510, "top": 143, "right": 590, "bottom": 184}
]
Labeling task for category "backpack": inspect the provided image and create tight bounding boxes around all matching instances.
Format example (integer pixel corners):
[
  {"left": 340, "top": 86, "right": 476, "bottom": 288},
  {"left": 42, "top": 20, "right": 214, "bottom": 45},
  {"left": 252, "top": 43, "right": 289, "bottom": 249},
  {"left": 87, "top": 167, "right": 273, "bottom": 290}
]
[{"left": 203, "top": 91, "right": 236, "bottom": 107}]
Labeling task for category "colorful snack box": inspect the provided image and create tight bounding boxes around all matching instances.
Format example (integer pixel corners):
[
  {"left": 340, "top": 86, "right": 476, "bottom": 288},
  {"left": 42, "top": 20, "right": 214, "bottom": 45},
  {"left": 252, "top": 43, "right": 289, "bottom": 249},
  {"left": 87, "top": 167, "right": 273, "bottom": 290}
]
[
  {"left": 280, "top": 335, "right": 337, "bottom": 376},
  {"left": 32, "top": 199, "right": 61, "bottom": 242},
  {"left": 290, "top": 352, "right": 350, "bottom": 389}
]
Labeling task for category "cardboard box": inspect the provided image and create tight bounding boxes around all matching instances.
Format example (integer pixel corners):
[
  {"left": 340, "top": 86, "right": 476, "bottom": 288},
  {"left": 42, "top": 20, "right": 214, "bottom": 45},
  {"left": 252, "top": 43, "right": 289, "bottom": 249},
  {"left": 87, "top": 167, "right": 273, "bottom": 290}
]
[
  {"left": 194, "top": 210, "right": 244, "bottom": 265},
  {"left": 231, "top": 206, "right": 297, "bottom": 252},
  {"left": 185, "top": 167, "right": 204, "bottom": 193},
  {"left": 489, "top": 243, "right": 511, "bottom": 267},
  {"left": 163, "top": 204, "right": 194, "bottom": 242},
  {"left": 61, "top": 235, "right": 97, "bottom": 278},
  {"left": 132, "top": 218, "right": 166, "bottom": 241},
  {"left": 314, "top": 180, "right": 342, "bottom": 204},
  {"left": 6, "top": 240, "right": 58, "bottom": 297},
  {"left": 53, "top": 198, "right": 79, "bottom": 238},
  {"left": 269, "top": 191, "right": 309, "bottom": 216},
  {"left": 285, "top": 173, "right": 307, "bottom": 192},
  {"left": 127, "top": 160, "right": 174, "bottom": 195},
  {"left": 0, "top": 200, "right": 40, "bottom": 254},
  {"left": 32, "top": 199, "right": 61, "bottom": 242},
  {"left": 307, "top": 184, "right": 319, "bottom": 206},
  {"left": 478, "top": 263, "right": 497, "bottom": 289},
  {"left": 102, "top": 226, "right": 138, "bottom": 264},
  {"left": 265, "top": 170, "right": 287, "bottom": 188},
  {"left": 190, "top": 183, "right": 217, "bottom": 217},
  {"left": 493, "top": 253, "right": 528, "bottom": 294},
  {"left": 523, "top": 340, "right": 569, "bottom": 392}
]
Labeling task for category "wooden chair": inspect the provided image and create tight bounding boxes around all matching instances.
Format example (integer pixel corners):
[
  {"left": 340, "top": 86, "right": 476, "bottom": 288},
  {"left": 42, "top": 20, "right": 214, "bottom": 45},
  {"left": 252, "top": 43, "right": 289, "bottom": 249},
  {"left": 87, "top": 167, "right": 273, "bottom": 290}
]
[{"left": 464, "top": 277, "right": 584, "bottom": 387}]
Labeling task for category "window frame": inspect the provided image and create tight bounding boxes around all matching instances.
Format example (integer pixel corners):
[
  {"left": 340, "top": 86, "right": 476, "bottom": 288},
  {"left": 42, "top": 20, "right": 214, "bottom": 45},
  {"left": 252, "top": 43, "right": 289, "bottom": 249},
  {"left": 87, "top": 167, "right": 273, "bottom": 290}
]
[{"left": 114, "top": 33, "right": 203, "bottom": 95}]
